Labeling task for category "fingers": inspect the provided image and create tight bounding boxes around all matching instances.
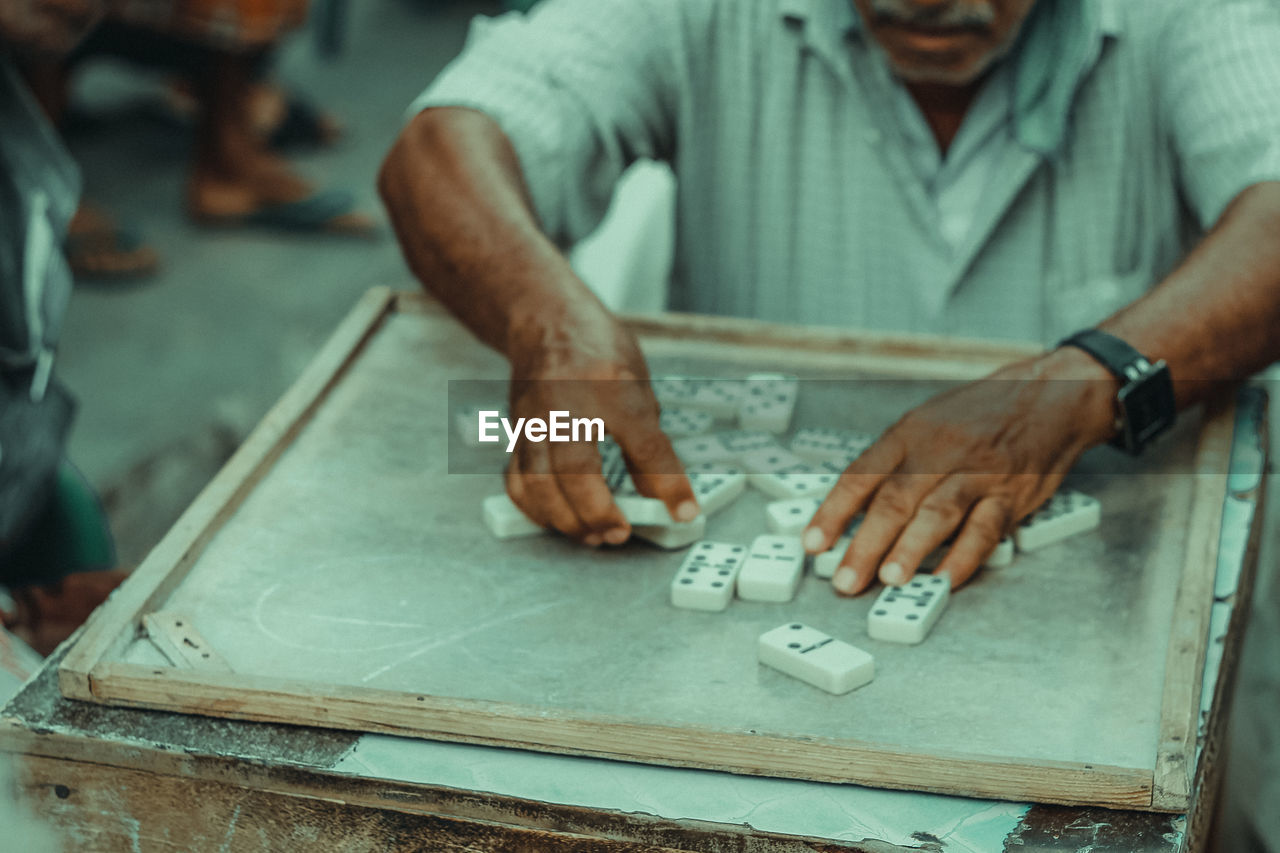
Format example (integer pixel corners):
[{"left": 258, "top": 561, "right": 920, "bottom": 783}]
[
  {"left": 803, "top": 436, "right": 904, "bottom": 554},
  {"left": 548, "top": 440, "right": 632, "bottom": 545},
  {"left": 614, "top": 420, "right": 700, "bottom": 524},
  {"left": 506, "top": 444, "right": 591, "bottom": 543},
  {"left": 933, "top": 497, "right": 1014, "bottom": 589},
  {"left": 876, "top": 479, "right": 977, "bottom": 587},
  {"left": 829, "top": 472, "right": 939, "bottom": 596}
]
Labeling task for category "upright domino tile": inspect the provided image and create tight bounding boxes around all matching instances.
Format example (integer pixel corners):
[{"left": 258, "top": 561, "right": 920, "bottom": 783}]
[
  {"left": 633, "top": 515, "right": 707, "bottom": 549},
  {"left": 737, "top": 534, "right": 806, "bottom": 602},
  {"left": 739, "top": 373, "right": 799, "bottom": 433},
  {"left": 602, "top": 443, "right": 677, "bottom": 525},
  {"left": 455, "top": 405, "right": 507, "bottom": 448},
  {"left": 986, "top": 535, "right": 1016, "bottom": 568},
  {"left": 789, "top": 428, "right": 875, "bottom": 465},
  {"left": 672, "top": 430, "right": 778, "bottom": 465},
  {"left": 758, "top": 623, "right": 875, "bottom": 695},
  {"left": 813, "top": 536, "right": 850, "bottom": 579},
  {"left": 867, "top": 574, "right": 951, "bottom": 644},
  {"left": 599, "top": 440, "right": 629, "bottom": 490},
  {"left": 651, "top": 376, "right": 745, "bottom": 419},
  {"left": 670, "top": 541, "right": 748, "bottom": 611},
  {"left": 740, "top": 448, "right": 840, "bottom": 500},
  {"left": 482, "top": 494, "right": 543, "bottom": 539},
  {"left": 685, "top": 463, "right": 747, "bottom": 516},
  {"left": 764, "top": 497, "right": 824, "bottom": 535},
  {"left": 1014, "top": 489, "right": 1101, "bottom": 552},
  {"left": 659, "top": 408, "right": 714, "bottom": 438}
]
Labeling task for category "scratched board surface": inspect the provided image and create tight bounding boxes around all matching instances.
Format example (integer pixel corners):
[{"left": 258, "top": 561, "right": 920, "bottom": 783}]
[{"left": 124, "top": 311, "right": 1195, "bottom": 780}]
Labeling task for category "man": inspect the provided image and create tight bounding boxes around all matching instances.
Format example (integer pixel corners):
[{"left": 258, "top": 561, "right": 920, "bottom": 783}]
[
  {"left": 381, "top": 0, "right": 1280, "bottom": 845},
  {"left": 1, "top": 0, "right": 126, "bottom": 656},
  {"left": 381, "top": 0, "right": 1280, "bottom": 592}
]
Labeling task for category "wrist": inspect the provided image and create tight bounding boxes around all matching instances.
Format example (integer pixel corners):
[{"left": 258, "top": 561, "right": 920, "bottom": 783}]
[{"left": 1036, "top": 346, "right": 1121, "bottom": 448}]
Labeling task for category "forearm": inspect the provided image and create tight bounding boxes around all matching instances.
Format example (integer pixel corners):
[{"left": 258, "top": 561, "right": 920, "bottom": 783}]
[
  {"left": 1100, "top": 181, "right": 1280, "bottom": 406},
  {"left": 379, "top": 107, "right": 616, "bottom": 363}
]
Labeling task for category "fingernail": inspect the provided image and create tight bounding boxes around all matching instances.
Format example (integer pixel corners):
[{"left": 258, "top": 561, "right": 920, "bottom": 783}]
[
  {"left": 584, "top": 534, "right": 603, "bottom": 547},
  {"left": 604, "top": 527, "right": 630, "bottom": 545},
  {"left": 802, "top": 527, "right": 826, "bottom": 553},
  {"left": 880, "top": 562, "right": 906, "bottom": 586},
  {"left": 675, "top": 500, "right": 700, "bottom": 522},
  {"left": 833, "top": 567, "right": 857, "bottom": 593}
]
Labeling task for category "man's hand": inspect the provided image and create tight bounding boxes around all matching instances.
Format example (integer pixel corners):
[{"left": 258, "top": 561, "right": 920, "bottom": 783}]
[
  {"left": 0, "top": 0, "right": 104, "bottom": 56},
  {"left": 503, "top": 308, "right": 699, "bottom": 546},
  {"left": 802, "top": 347, "right": 1117, "bottom": 595}
]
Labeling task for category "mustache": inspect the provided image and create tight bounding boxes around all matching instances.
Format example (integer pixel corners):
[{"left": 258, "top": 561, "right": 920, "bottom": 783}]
[{"left": 866, "top": 0, "right": 996, "bottom": 30}]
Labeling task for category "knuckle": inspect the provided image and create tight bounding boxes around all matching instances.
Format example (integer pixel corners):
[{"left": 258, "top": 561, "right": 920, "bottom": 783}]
[{"left": 872, "top": 484, "right": 917, "bottom": 521}]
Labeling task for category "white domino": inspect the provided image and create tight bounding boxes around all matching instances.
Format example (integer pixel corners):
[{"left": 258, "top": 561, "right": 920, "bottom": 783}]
[
  {"left": 789, "top": 428, "right": 875, "bottom": 465},
  {"left": 455, "top": 405, "right": 506, "bottom": 448},
  {"left": 670, "top": 541, "right": 748, "bottom": 611},
  {"left": 758, "top": 623, "right": 875, "bottom": 695},
  {"left": 659, "top": 408, "right": 714, "bottom": 438},
  {"left": 599, "top": 440, "right": 630, "bottom": 490},
  {"left": 672, "top": 430, "right": 778, "bottom": 465},
  {"left": 986, "top": 535, "right": 1016, "bottom": 568},
  {"left": 867, "top": 574, "right": 950, "bottom": 644},
  {"left": 740, "top": 448, "right": 840, "bottom": 500},
  {"left": 652, "top": 376, "right": 745, "bottom": 419},
  {"left": 602, "top": 443, "right": 677, "bottom": 525},
  {"left": 1014, "top": 489, "right": 1101, "bottom": 552},
  {"left": 813, "top": 536, "right": 850, "bottom": 579},
  {"left": 482, "top": 494, "right": 543, "bottom": 539},
  {"left": 633, "top": 514, "right": 707, "bottom": 549},
  {"left": 764, "top": 497, "right": 823, "bottom": 535},
  {"left": 685, "top": 463, "right": 747, "bottom": 516},
  {"left": 736, "top": 534, "right": 806, "bottom": 602},
  {"left": 739, "top": 373, "right": 799, "bottom": 433},
  {"left": 613, "top": 496, "right": 675, "bottom": 526}
]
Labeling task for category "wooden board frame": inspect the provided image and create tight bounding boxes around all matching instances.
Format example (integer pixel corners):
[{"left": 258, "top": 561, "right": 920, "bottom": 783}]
[{"left": 57, "top": 287, "right": 1244, "bottom": 813}]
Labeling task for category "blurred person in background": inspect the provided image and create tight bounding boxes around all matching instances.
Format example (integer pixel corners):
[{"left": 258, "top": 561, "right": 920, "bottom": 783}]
[
  {"left": 2, "top": 0, "right": 128, "bottom": 656},
  {"left": 21, "top": 0, "right": 371, "bottom": 281}
]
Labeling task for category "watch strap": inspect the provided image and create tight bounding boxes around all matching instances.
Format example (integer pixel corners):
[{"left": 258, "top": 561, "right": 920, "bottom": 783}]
[
  {"left": 1058, "top": 329, "right": 1176, "bottom": 455},
  {"left": 1058, "top": 329, "right": 1152, "bottom": 383}
]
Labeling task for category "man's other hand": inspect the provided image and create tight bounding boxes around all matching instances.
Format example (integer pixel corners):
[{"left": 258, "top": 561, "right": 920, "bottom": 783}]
[
  {"left": 503, "top": 313, "right": 699, "bottom": 546},
  {"left": 0, "top": 0, "right": 104, "bottom": 57},
  {"left": 803, "top": 347, "right": 1117, "bottom": 595}
]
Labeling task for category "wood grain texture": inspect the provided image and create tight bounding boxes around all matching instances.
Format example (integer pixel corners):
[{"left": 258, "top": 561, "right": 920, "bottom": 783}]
[
  {"left": 1152, "top": 395, "right": 1237, "bottom": 810},
  {"left": 76, "top": 661, "right": 1154, "bottom": 808},
  {"left": 1184, "top": 390, "right": 1269, "bottom": 850},
  {"left": 53, "top": 288, "right": 1245, "bottom": 813},
  {"left": 6, "top": 746, "right": 887, "bottom": 852},
  {"left": 58, "top": 286, "right": 397, "bottom": 702}
]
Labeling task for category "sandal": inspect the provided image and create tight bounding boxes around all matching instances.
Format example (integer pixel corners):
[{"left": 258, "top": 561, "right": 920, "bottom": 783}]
[{"left": 65, "top": 205, "right": 160, "bottom": 282}]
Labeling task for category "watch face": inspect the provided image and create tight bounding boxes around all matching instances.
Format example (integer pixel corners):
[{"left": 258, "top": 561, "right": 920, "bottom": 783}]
[{"left": 1116, "top": 363, "right": 1176, "bottom": 452}]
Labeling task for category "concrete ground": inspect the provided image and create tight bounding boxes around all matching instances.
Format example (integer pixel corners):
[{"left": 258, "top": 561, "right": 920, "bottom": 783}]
[
  {"left": 58, "top": 0, "right": 499, "bottom": 560},
  {"left": 33, "top": 1, "right": 1280, "bottom": 849}
]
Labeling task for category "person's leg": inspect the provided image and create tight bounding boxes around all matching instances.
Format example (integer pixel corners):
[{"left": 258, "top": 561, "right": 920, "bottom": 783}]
[
  {"left": 21, "top": 35, "right": 161, "bottom": 281},
  {"left": 186, "top": 48, "right": 371, "bottom": 234},
  {"left": 0, "top": 463, "right": 126, "bottom": 656}
]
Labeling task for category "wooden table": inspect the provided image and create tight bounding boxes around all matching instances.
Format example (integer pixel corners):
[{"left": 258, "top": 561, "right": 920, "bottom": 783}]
[{"left": 2, "top": 291, "right": 1266, "bottom": 851}]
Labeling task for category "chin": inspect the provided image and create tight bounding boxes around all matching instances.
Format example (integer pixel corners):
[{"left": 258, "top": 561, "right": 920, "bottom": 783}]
[{"left": 889, "top": 60, "right": 987, "bottom": 86}]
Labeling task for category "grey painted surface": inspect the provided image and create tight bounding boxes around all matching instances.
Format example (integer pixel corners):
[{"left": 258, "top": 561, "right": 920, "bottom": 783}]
[{"left": 139, "top": 312, "right": 1200, "bottom": 778}]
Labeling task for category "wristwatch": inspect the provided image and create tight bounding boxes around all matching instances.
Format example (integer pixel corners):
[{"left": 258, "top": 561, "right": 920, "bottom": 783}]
[{"left": 1058, "top": 329, "right": 1176, "bottom": 455}]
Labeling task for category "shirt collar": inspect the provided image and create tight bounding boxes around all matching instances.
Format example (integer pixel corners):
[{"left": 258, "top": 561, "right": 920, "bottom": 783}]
[{"left": 778, "top": 0, "right": 1122, "bottom": 155}]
